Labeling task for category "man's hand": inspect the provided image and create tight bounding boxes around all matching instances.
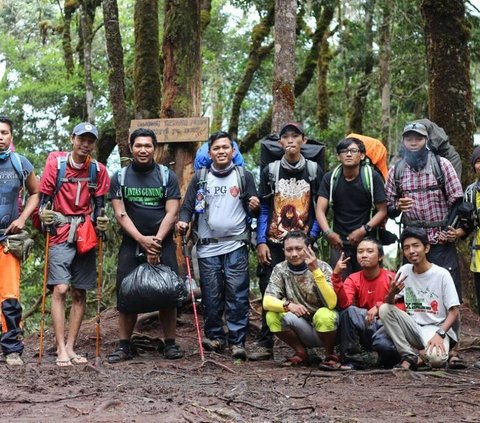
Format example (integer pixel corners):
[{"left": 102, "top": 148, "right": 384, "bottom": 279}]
[
  {"left": 304, "top": 245, "right": 319, "bottom": 272},
  {"left": 257, "top": 243, "right": 271, "bottom": 266},
  {"left": 138, "top": 235, "right": 162, "bottom": 256},
  {"left": 348, "top": 227, "right": 366, "bottom": 247},
  {"left": 366, "top": 305, "right": 378, "bottom": 325},
  {"left": 176, "top": 221, "right": 189, "bottom": 235},
  {"left": 333, "top": 252, "right": 350, "bottom": 275},
  {"left": 326, "top": 231, "right": 343, "bottom": 250},
  {"left": 438, "top": 226, "right": 458, "bottom": 244},
  {"left": 5, "top": 217, "right": 26, "bottom": 235},
  {"left": 426, "top": 333, "right": 446, "bottom": 356},
  {"left": 96, "top": 215, "right": 110, "bottom": 232},
  {"left": 248, "top": 195, "right": 260, "bottom": 213},
  {"left": 39, "top": 202, "right": 55, "bottom": 226},
  {"left": 385, "top": 272, "right": 407, "bottom": 303},
  {"left": 287, "top": 302, "right": 310, "bottom": 318},
  {"left": 397, "top": 197, "right": 415, "bottom": 213}
]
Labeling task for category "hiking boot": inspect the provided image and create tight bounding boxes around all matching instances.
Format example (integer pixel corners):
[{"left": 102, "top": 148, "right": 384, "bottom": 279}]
[
  {"left": 231, "top": 344, "right": 247, "bottom": 361},
  {"left": 6, "top": 352, "right": 23, "bottom": 366},
  {"left": 202, "top": 337, "right": 225, "bottom": 353},
  {"left": 163, "top": 343, "right": 184, "bottom": 360},
  {"left": 248, "top": 345, "right": 273, "bottom": 361}
]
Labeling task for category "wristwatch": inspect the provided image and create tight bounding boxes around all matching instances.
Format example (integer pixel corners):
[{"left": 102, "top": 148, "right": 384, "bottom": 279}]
[
  {"left": 283, "top": 300, "right": 291, "bottom": 312},
  {"left": 436, "top": 328, "right": 446, "bottom": 339},
  {"left": 363, "top": 224, "right": 372, "bottom": 233}
]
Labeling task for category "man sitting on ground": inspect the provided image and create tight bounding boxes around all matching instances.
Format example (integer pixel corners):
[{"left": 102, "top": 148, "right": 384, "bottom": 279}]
[
  {"left": 263, "top": 231, "right": 337, "bottom": 366},
  {"left": 332, "top": 238, "right": 400, "bottom": 369},
  {"left": 379, "top": 227, "right": 460, "bottom": 370}
]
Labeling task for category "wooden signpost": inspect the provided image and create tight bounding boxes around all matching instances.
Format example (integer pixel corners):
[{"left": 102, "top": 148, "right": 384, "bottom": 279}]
[{"left": 130, "top": 117, "right": 209, "bottom": 143}]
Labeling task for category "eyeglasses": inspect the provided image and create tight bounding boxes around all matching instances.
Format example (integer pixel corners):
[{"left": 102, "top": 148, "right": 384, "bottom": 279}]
[{"left": 339, "top": 148, "right": 360, "bottom": 155}]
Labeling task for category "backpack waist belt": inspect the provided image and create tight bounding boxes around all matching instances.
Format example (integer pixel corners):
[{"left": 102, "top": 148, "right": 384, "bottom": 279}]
[
  {"left": 401, "top": 185, "right": 442, "bottom": 195},
  {"left": 402, "top": 217, "right": 447, "bottom": 228},
  {"left": 197, "top": 230, "right": 250, "bottom": 246}
]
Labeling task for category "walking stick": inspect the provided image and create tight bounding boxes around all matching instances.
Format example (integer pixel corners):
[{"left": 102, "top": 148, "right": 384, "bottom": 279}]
[
  {"left": 95, "top": 210, "right": 106, "bottom": 366},
  {"left": 182, "top": 234, "right": 204, "bottom": 361},
  {"left": 38, "top": 230, "right": 50, "bottom": 364}
]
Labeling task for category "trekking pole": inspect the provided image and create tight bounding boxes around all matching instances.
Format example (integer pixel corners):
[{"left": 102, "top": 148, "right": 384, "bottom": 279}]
[
  {"left": 95, "top": 209, "right": 106, "bottom": 366},
  {"left": 38, "top": 228, "right": 51, "bottom": 364},
  {"left": 182, "top": 234, "right": 204, "bottom": 361}
]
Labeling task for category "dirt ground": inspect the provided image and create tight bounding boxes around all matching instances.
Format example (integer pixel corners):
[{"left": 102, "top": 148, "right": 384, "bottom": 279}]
[{"left": 1, "top": 303, "right": 480, "bottom": 423}]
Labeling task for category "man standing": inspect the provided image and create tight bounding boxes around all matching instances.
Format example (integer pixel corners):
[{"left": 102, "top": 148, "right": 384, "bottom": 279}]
[
  {"left": 177, "top": 131, "right": 259, "bottom": 360},
  {"left": 385, "top": 122, "right": 463, "bottom": 298},
  {"left": 332, "top": 238, "right": 399, "bottom": 368},
  {"left": 0, "top": 116, "right": 39, "bottom": 366},
  {"left": 39, "top": 122, "right": 110, "bottom": 367},
  {"left": 316, "top": 137, "right": 387, "bottom": 278},
  {"left": 107, "top": 128, "right": 183, "bottom": 363},
  {"left": 379, "top": 227, "right": 460, "bottom": 370},
  {"left": 252, "top": 122, "right": 323, "bottom": 361},
  {"left": 263, "top": 231, "right": 337, "bottom": 367}
]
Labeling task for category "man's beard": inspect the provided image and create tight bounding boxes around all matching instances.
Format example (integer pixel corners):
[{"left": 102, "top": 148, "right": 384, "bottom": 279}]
[{"left": 400, "top": 145, "right": 429, "bottom": 171}]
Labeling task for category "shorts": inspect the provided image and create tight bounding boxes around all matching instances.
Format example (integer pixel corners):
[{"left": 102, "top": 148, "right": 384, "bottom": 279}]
[
  {"left": 47, "top": 242, "right": 96, "bottom": 290},
  {"left": 116, "top": 235, "right": 179, "bottom": 304}
]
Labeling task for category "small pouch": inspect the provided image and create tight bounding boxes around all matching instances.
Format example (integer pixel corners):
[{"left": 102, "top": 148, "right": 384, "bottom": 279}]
[
  {"left": 76, "top": 215, "right": 97, "bottom": 254},
  {"left": 1, "top": 230, "right": 34, "bottom": 262}
]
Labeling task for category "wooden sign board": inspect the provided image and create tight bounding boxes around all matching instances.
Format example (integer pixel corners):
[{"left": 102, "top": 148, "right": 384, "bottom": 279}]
[{"left": 130, "top": 117, "right": 209, "bottom": 143}]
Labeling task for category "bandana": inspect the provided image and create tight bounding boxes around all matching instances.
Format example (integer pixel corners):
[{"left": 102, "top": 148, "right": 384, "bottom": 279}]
[
  {"left": 0, "top": 147, "right": 11, "bottom": 161},
  {"left": 280, "top": 154, "right": 306, "bottom": 173},
  {"left": 287, "top": 261, "right": 308, "bottom": 274},
  {"left": 210, "top": 162, "right": 235, "bottom": 177},
  {"left": 400, "top": 145, "right": 429, "bottom": 171}
]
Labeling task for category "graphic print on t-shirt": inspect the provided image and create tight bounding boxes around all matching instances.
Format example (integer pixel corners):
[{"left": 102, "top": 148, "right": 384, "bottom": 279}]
[
  {"left": 123, "top": 186, "right": 166, "bottom": 206},
  {"left": 404, "top": 286, "right": 439, "bottom": 315},
  {"left": 0, "top": 167, "right": 20, "bottom": 229},
  {"left": 268, "top": 178, "right": 311, "bottom": 243}
]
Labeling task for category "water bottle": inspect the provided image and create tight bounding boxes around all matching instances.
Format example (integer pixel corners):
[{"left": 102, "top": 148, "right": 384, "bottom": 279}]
[{"left": 194, "top": 186, "right": 206, "bottom": 214}]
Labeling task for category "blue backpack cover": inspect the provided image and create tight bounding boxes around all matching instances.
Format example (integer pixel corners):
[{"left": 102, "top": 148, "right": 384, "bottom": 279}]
[{"left": 194, "top": 140, "right": 244, "bottom": 170}]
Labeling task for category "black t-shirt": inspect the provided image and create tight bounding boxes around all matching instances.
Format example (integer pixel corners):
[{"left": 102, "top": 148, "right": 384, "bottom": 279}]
[
  {"left": 109, "top": 165, "right": 181, "bottom": 236},
  {"left": 318, "top": 168, "right": 386, "bottom": 239}
]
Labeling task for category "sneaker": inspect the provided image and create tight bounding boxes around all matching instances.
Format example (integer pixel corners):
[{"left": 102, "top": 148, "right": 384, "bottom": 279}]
[
  {"left": 231, "top": 344, "right": 247, "bottom": 361},
  {"left": 474, "top": 361, "right": 480, "bottom": 369},
  {"left": 6, "top": 352, "right": 24, "bottom": 366},
  {"left": 248, "top": 345, "right": 273, "bottom": 361},
  {"left": 202, "top": 337, "right": 225, "bottom": 353}
]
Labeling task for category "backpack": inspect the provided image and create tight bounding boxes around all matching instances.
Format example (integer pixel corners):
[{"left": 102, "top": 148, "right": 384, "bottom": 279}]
[
  {"left": 346, "top": 133, "right": 388, "bottom": 181},
  {"left": 117, "top": 163, "right": 170, "bottom": 199},
  {"left": 194, "top": 140, "right": 244, "bottom": 171},
  {"left": 393, "top": 119, "right": 461, "bottom": 198},
  {"left": 55, "top": 154, "right": 99, "bottom": 199},
  {"left": 260, "top": 134, "right": 325, "bottom": 196}
]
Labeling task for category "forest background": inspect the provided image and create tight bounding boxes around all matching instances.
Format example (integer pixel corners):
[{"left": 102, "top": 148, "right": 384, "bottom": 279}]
[{"left": 0, "top": 0, "right": 479, "bottom": 334}]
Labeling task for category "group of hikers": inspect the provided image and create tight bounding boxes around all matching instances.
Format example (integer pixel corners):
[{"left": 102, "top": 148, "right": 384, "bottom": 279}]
[{"left": 0, "top": 115, "right": 479, "bottom": 371}]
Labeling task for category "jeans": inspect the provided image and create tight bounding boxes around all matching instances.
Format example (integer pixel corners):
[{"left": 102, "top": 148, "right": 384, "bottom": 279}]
[
  {"left": 339, "top": 306, "right": 398, "bottom": 365},
  {"left": 198, "top": 246, "right": 249, "bottom": 346}
]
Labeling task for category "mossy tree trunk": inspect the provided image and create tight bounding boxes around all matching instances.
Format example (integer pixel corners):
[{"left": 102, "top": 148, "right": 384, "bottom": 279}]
[
  {"left": 422, "top": 0, "right": 476, "bottom": 309},
  {"left": 102, "top": 0, "right": 130, "bottom": 165},
  {"left": 134, "top": 0, "right": 161, "bottom": 119},
  {"left": 378, "top": 0, "right": 392, "bottom": 145},
  {"left": 347, "top": 0, "right": 376, "bottom": 134},
  {"left": 271, "top": 0, "right": 297, "bottom": 133},
  {"left": 228, "top": 1, "right": 274, "bottom": 139}
]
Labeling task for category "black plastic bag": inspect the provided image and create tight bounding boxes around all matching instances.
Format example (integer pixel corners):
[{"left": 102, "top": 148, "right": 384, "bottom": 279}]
[{"left": 118, "top": 263, "right": 188, "bottom": 314}]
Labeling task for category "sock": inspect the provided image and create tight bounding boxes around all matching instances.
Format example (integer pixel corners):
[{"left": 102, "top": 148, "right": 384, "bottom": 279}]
[
  {"left": 165, "top": 339, "right": 175, "bottom": 346},
  {"left": 119, "top": 339, "right": 131, "bottom": 350}
]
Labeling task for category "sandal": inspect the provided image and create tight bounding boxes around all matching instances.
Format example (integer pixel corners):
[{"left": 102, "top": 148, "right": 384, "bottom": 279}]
[
  {"left": 393, "top": 355, "right": 417, "bottom": 371},
  {"left": 163, "top": 343, "right": 184, "bottom": 360},
  {"left": 448, "top": 354, "right": 467, "bottom": 370},
  {"left": 56, "top": 358, "right": 73, "bottom": 367},
  {"left": 318, "top": 354, "right": 342, "bottom": 371},
  {"left": 107, "top": 346, "right": 133, "bottom": 364},
  {"left": 283, "top": 350, "right": 308, "bottom": 366},
  {"left": 69, "top": 354, "right": 88, "bottom": 365}
]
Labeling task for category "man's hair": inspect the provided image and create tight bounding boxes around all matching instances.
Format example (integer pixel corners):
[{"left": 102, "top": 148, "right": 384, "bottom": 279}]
[
  {"left": 129, "top": 128, "right": 158, "bottom": 147},
  {"left": 208, "top": 131, "right": 233, "bottom": 150},
  {"left": 283, "top": 230, "right": 308, "bottom": 246},
  {"left": 400, "top": 227, "right": 429, "bottom": 247},
  {"left": 358, "top": 237, "right": 384, "bottom": 258},
  {"left": 0, "top": 115, "right": 13, "bottom": 133},
  {"left": 335, "top": 137, "right": 366, "bottom": 155}
]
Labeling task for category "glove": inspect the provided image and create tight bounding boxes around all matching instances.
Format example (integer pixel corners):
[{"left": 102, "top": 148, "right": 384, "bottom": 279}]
[
  {"left": 39, "top": 202, "right": 56, "bottom": 226},
  {"left": 96, "top": 215, "right": 110, "bottom": 232}
]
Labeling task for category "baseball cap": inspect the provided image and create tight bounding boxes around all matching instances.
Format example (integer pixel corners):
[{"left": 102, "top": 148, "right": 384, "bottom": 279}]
[
  {"left": 279, "top": 122, "right": 305, "bottom": 137},
  {"left": 72, "top": 122, "right": 99, "bottom": 139},
  {"left": 402, "top": 122, "right": 428, "bottom": 137}
]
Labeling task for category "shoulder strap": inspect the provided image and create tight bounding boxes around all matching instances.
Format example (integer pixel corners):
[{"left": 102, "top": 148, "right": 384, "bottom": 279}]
[
  {"left": 393, "top": 159, "right": 405, "bottom": 197},
  {"left": 360, "top": 163, "right": 374, "bottom": 212},
  {"left": 118, "top": 166, "right": 128, "bottom": 199},
  {"left": 88, "top": 159, "right": 99, "bottom": 194},
  {"left": 329, "top": 164, "right": 342, "bottom": 207},
  {"left": 156, "top": 164, "right": 170, "bottom": 187},
  {"left": 234, "top": 166, "right": 246, "bottom": 195},
  {"left": 55, "top": 155, "right": 68, "bottom": 196},
  {"left": 429, "top": 152, "right": 445, "bottom": 195},
  {"left": 10, "top": 153, "right": 25, "bottom": 185},
  {"left": 305, "top": 160, "right": 317, "bottom": 183},
  {"left": 267, "top": 161, "right": 281, "bottom": 193}
]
